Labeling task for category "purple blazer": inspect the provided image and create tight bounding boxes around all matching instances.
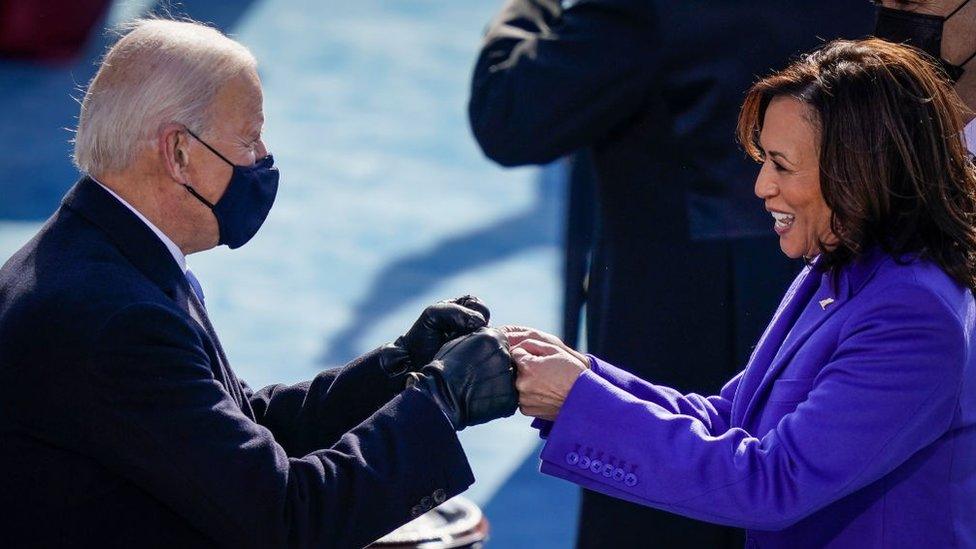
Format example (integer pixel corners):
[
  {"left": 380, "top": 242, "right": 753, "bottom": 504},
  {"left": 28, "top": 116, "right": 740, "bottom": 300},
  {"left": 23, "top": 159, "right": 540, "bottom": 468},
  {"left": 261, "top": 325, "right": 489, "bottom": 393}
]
[{"left": 535, "top": 248, "right": 976, "bottom": 547}]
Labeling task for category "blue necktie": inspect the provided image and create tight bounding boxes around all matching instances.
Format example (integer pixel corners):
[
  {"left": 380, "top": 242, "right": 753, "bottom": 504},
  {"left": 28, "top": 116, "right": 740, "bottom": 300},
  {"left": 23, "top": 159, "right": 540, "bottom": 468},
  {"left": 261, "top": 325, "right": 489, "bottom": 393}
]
[{"left": 185, "top": 269, "right": 206, "bottom": 307}]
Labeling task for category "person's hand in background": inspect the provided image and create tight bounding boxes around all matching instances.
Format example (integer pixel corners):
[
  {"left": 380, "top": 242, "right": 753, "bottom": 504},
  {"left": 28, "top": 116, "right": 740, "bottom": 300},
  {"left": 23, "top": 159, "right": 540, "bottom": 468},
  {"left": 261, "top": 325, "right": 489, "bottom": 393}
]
[{"left": 504, "top": 326, "right": 588, "bottom": 421}]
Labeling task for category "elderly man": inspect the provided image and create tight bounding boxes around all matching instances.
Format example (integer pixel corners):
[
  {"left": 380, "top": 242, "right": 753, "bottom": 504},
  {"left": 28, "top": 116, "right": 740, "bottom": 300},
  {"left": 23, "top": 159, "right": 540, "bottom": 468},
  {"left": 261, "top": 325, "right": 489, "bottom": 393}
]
[{"left": 0, "top": 18, "right": 517, "bottom": 548}]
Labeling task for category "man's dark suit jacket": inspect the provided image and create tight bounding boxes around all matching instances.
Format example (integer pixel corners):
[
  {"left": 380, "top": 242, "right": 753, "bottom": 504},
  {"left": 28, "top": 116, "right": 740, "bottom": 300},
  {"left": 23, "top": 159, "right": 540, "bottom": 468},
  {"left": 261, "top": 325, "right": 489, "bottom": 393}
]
[
  {"left": 469, "top": 1, "right": 874, "bottom": 546},
  {"left": 0, "top": 177, "right": 473, "bottom": 548}
]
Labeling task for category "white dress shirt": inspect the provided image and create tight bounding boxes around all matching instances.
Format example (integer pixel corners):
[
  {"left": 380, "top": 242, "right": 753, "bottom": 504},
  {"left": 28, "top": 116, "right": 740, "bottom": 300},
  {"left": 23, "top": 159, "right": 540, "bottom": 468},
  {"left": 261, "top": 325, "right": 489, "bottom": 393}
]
[{"left": 92, "top": 179, "right": 188, "bottom": 274}]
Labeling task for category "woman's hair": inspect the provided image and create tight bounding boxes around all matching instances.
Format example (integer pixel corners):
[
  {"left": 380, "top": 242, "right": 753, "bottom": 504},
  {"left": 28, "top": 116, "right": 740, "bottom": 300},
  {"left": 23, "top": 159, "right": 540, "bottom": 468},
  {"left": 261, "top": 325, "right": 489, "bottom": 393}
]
[{"left": 737, "top": 38, "right": 976, "bottom": 291}]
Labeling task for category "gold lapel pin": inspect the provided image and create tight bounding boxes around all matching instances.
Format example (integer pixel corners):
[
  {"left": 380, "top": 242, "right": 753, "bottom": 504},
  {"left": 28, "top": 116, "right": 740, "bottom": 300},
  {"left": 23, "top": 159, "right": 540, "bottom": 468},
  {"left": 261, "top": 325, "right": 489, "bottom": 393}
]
[{"left": 819, "top": 298, "right": 835, "bottom": 310}]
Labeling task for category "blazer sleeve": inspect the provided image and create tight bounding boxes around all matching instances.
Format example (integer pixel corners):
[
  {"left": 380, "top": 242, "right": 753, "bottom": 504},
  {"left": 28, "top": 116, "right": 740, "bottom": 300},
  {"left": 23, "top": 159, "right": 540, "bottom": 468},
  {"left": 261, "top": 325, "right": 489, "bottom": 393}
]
[
  {"left": 86, "top": 302, "right": 473, "bottom": 549},
  {"left": 247, "top": 346, "right": 406, "bottom": 457},
  {"left": 537, "top": 282, "right": 966, "bottom": 530},
  {"left": 588, "top": 355, "right": 739, "bottom": 434},
  {"left": 468, "top": 0, "right": 658, "bottom": 166},
  {"left": 531, "top": 356, "right": 739, "bottom": 438}
]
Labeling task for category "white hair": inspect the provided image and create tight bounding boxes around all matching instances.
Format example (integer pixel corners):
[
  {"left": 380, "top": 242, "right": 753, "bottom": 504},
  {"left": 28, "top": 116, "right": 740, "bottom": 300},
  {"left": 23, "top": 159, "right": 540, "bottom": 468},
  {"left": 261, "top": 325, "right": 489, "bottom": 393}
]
[{"left": 72, "top": 18, "right": 257, "bottom": 176}]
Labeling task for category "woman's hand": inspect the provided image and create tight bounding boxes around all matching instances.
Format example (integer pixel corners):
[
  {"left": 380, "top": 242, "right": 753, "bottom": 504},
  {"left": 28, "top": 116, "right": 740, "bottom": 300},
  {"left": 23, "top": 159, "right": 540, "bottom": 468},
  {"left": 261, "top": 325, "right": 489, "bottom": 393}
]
[
  {"left": 502, "top": 326, "right": 588, "bottom": 421},
  {"left": 500, "top": 325, "right": 589, "bottom": 366}
]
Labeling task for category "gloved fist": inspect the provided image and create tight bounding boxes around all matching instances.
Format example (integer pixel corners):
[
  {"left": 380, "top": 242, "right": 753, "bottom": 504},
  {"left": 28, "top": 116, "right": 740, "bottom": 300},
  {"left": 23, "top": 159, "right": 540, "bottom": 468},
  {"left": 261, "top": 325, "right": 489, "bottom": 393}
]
[
  {"left": 408, "top": 327, "right": 518, "bottom": 431},
  {"left": 395, "top": 295, "right": 491, "bottom": 370}
]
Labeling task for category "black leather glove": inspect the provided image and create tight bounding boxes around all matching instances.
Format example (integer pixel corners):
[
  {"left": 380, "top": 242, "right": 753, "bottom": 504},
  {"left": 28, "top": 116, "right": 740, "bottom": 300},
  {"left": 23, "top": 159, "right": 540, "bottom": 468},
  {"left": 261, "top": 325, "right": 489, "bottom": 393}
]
[
  {"left": 389, "top": 295, "right": 491, "bottom": 374},
  {"left": 407, "top": 328, "right": 518, "bottom": 431}
]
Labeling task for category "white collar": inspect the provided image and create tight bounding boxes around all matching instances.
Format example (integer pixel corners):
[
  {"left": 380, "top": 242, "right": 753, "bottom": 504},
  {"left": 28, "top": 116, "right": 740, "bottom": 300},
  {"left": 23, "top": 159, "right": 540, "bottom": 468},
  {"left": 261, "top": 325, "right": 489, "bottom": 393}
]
[{"left": 92, "top": 178, "right": 188, "bottom": 274}]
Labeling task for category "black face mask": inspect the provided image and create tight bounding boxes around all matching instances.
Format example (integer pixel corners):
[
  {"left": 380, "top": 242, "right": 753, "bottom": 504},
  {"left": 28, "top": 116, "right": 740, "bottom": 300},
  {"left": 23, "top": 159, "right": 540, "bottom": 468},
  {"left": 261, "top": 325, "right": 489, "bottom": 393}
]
[{"left": 875, "top": 0, "right": 976, "bottom": 83}]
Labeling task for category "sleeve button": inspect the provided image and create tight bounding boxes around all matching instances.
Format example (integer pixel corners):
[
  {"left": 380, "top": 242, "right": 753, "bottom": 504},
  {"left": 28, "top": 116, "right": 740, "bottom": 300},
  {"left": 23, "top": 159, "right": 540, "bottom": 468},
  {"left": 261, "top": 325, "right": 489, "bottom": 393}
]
[
  {"left": 589, "top": 460, "right": 603, "bottom": 474},
  {"left": 433, "top": 489, "right": 447, "bottom": 504},
  {"left": 602, "top": 463, "right": 614, "bottom": 478},
  {"left": 578, "top": 455, "right": 591, "bottom": 469},
  {"left": 612, "top": 468, "right": 625, "bottom": 482},
  {"left": 566, "top": 452, "right": 580, "bottom": 466},
  {"left": 624, "top": 473, "right": 638, "bottom": 487}
]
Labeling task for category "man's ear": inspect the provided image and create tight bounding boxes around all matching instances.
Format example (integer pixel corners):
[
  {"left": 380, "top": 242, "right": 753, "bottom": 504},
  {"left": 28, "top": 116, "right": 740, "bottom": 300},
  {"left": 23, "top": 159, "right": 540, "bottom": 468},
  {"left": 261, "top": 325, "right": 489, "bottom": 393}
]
[{"left": 159, "top": 123, "right": 190, "bottom": 183}]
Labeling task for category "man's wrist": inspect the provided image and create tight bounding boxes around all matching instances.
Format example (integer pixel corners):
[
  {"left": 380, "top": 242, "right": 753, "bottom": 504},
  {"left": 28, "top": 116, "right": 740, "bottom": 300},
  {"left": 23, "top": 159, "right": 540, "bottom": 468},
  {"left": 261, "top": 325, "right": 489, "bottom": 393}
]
[
  {"left": 407, "top": 370, "right": 462, "bottom": 430},
  {"left": 376, "top": 343, "right": 412, "bottom": 377}
]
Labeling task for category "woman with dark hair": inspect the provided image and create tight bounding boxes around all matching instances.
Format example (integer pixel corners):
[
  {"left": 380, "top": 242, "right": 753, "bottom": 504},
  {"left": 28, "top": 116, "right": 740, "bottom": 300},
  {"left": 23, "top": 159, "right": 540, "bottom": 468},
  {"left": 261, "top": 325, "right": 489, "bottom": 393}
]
[{"left": 507, "top": 38, "right": 976, "bottom": 547}]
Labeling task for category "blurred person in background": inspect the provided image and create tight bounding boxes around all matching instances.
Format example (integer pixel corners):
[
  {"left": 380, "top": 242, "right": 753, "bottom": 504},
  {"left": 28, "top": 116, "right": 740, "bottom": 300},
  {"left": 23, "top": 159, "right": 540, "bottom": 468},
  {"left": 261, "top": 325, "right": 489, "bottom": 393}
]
[
  {"left": 468, "top": 0, "right": 872, "bottom": 546},
  {"left": 508, "top": 38, "right": 976, "bottom": 548},
  {"left": 0, "top": 18, "right": 518, "bottom": 548},
  {"left": 873, "top": 0, "right": 976, "bottom": 136}
]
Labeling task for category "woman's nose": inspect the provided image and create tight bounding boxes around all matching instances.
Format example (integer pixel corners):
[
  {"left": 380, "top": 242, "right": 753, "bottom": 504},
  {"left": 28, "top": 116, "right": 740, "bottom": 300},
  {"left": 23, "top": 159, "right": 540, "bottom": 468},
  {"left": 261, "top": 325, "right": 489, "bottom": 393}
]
[
  {"left": 754, "top": 164, "right": 778, "bottom": 199},
  {"left": 255, "top": 138, "right": 268, "bottom": 159}
]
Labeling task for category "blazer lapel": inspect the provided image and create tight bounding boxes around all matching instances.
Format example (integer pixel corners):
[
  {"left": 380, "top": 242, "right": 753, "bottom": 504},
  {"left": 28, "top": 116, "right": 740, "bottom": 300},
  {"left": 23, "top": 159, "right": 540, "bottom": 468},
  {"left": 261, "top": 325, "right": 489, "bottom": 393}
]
[
  {"left": 731, "top": 264, "right": 822, "bottom": 426},
  {"left": 739, "top": 247, "right": 890, "bottom": 429},
  {"left": 739, "top": 275, "right": 845, "bottom": 429}
]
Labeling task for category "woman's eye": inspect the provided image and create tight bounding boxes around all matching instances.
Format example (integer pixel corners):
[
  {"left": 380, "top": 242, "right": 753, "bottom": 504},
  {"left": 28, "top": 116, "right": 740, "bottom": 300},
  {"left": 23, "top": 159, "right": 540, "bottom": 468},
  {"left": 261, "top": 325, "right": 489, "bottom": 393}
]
[{"left": 773, "top": 162, "right": 788, "bottom": 173}]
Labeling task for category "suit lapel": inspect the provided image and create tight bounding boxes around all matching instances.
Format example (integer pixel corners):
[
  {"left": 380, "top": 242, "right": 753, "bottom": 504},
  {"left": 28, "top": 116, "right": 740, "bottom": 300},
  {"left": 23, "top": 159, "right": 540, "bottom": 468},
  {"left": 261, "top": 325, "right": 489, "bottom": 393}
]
[
  {"left": 62, "top": 177, "right": 185, "bottom": 297},
  {"left": 64, "top": 178, "right": 205, "bottom": 325},
  {"left": 184, "top": 290, "right": 253, "bottom": 414},
  {"left": 63, "top": 177, "right": 251, "bottom": 412}
]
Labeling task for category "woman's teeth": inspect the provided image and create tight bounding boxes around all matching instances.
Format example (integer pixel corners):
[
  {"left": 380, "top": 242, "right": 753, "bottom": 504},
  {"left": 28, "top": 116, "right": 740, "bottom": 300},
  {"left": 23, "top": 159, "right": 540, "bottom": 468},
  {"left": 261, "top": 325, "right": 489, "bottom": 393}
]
[{"left": 771, "top": 211, "right": 795, "bottom": 229}]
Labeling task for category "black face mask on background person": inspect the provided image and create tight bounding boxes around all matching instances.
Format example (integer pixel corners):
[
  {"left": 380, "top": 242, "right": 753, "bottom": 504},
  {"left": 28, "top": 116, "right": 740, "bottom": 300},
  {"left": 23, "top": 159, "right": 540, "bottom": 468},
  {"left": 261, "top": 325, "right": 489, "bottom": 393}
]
[
  {"left": 182, "top": 128, "right": 279, "bottom": 249},
  {"left": 875, "top": 0, "right": 976, "bottom": 82}
]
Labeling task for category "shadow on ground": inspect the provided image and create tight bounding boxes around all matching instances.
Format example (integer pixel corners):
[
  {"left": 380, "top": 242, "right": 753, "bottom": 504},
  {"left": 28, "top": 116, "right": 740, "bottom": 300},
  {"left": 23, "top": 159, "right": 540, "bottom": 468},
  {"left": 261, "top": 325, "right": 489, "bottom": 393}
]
[
  {"left": 321, "top": 160, "right": 567, "bottom": 365},
  {"left": 482, "top": 440, "right": 580, "bottom": 547}
]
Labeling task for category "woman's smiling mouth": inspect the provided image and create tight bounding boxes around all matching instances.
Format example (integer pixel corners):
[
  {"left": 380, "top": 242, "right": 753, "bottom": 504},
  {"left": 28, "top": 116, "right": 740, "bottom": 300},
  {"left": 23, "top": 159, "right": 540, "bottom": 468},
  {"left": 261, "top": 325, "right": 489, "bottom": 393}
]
[{"left": 771, "top": 210, "right": 795, "bottom": 235}]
